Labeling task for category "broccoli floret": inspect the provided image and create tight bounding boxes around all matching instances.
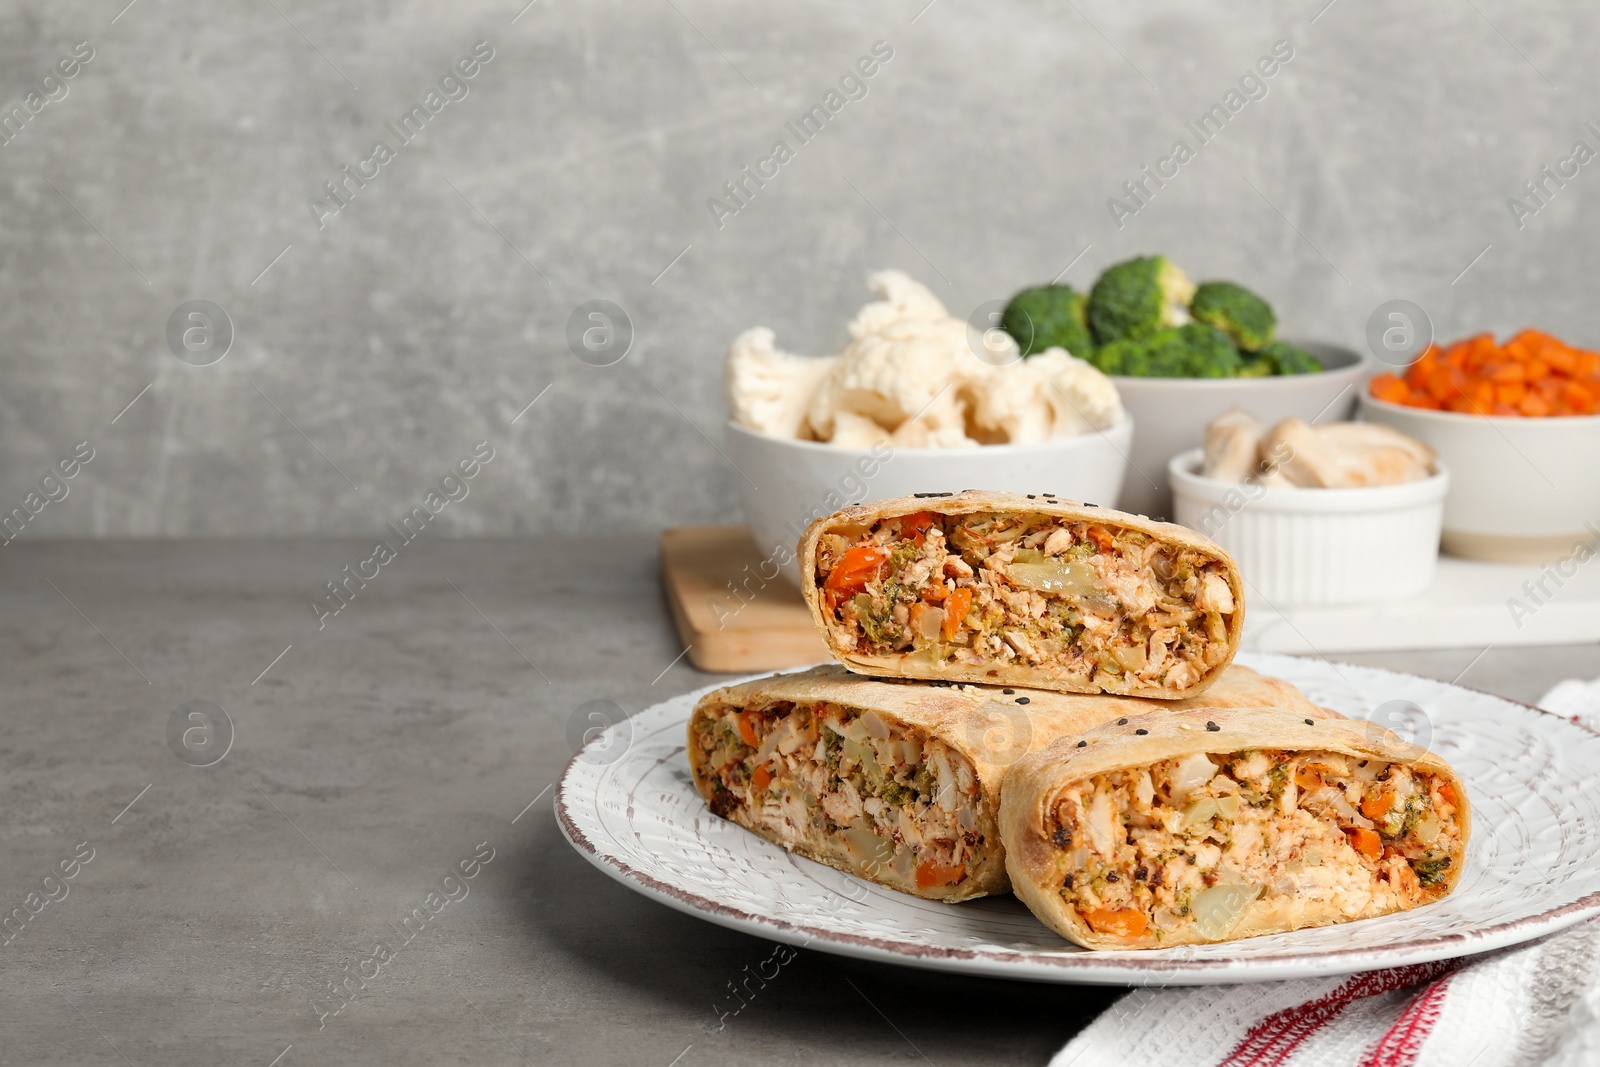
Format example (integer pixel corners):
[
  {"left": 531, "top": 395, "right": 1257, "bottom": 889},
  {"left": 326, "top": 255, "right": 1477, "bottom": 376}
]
[
  {"left": 1257, "top": 340, "right": 1323, "bottom": 376},
  {"left": 1088, "top": 323, "right": 1242, "bottom": 378},
  {"left": 1190, "top": 281, "right": 1276, "bottom": 351},
  {"left": 1000, "top": 284, "right": 1095, "bottom": 358},
  {"left": 1237, "top": 355, "right": 1275, "bottom": 378},
  {"left": 1411, "top": 851, "right": 1453, "bottom": 887},
  {"left": 1086, "top": 256, "right": 1196, "bottom": 345}
]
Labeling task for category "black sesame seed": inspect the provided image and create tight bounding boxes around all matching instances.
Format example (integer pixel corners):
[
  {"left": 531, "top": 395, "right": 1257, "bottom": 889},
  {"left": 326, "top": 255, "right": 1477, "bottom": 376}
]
[
  {"left": 1084, "top": 502, "right": 1099, "bottom": 508},
  {"left": 1015, "top": 697, "right": 1030, "bottom": 705},
  {"left": 1206, "top": 721, "right": 1219, "bottom": 732},
  {"left": 1135, "top": 728, "right": 1149, "bottom": 735},
  {"left": 1003, "top": 688, "right": 1015, "bottom": 694},
  {"left": 1305, "top": 718, "right": 1315, "bottom": 725},
  {"left": 1117, "top": 718, "right": 1128, "bottom": 725},
  {"left": 913, "top": 491, "right": 953, "bottom": 498},
  {"left": 1077, "top": 740, "right": 1088, "bottom": 748},
  {"left": 1026, "top": 494, "right": 1037, "bottom": 499}
]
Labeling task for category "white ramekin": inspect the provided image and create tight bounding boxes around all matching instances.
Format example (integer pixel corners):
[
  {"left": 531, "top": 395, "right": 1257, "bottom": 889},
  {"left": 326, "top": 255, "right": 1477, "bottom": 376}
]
[{"left": 1168, "top": 448, "right": 1450, "bottom": 608}]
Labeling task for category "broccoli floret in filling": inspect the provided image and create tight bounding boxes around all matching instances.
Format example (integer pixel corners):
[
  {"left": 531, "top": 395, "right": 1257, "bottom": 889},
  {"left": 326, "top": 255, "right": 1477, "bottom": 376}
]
[
  {"left": 1266, "top": 760, "right": 1290, "bottom": 795},
  {"left": 887, "top": 541, "right": 921, "bottom": 571},
  {"left": 1411, "top": 852, "right": 1453, "bottom": 886},
  {"left": 880, "top": 781, "right": 912, "bottom": 805},
  {"left": 822, "top": 729, "right": 843, "bottom": 769},
  {"left": 852, "top": 593, "right": 895, "bottom": 647}
]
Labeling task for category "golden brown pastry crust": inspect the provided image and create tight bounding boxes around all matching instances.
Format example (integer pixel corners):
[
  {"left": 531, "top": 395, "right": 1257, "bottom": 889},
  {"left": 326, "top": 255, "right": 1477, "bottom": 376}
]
[
  {"left": 688, "top": 663, "right": 1317, "bottom": 901},
  {"left": 1000, "top": 707, "right": 1471, "bottom": 948},
  {"left": 799, "top": 491, "right": 1246, "bottom": 698}
]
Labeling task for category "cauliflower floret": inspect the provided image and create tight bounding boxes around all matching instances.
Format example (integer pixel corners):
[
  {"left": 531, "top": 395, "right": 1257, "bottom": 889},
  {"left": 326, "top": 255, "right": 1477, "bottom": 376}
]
[
  {"left": 846, "top": 269, "right": 951, "bottom": 338},
  {"left": 969, "top": 348, "right": 1124, "bottom": 443},
  {"left": 1038, "top": 349, "right": 1124, "bottom": 432},
  {"left": 724, "top": 327, "right": 835, "bottom": 439},
  {"left": 889, "top": 388, "right": 979, "bottom": 448},
  {"left": 727, "top": 271, "right": 1124, "bottom": 450},
  {"left": 828, "top": 411, "right": 892, "bottom": 449},
  {"left": 808, "top": 271, "right": 990, "bottom": 443}
]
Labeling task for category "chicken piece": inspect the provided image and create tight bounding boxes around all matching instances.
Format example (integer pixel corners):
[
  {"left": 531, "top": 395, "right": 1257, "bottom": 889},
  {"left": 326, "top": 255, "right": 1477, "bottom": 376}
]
[
  {"left": 1266, "top": 419, "right": 1434, "bottom": 488},
  {"left": 1260, "top": 419, "right": 1338, "bottom": 487},
  {"left": 1201, "top": 407, "right": 1266, "bottom": 482},
  {"left": 1312, "top": 423, "right": 1437, "bottom": 485},
  {"left": 724, "top": 327, "right": 836, "bottom": 439}
]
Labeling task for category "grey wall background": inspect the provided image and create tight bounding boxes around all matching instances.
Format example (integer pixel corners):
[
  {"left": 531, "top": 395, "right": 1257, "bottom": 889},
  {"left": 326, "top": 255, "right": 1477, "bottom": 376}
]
[{"left": 1, "top": 0, "right": 1594, "bottom": 538}]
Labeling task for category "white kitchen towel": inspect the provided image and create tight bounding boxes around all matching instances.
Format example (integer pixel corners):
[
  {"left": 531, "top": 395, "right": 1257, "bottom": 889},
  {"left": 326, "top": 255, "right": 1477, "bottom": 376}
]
[{"left": 1052, "top": 676, "right": 1600, "bottom": 1067}]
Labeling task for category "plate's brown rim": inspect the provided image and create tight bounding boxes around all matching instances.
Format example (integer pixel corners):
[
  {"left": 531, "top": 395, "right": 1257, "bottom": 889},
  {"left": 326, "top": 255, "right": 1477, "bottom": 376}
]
[{"left": 554, "top": 655, "right": 1600, "bottom": 976}]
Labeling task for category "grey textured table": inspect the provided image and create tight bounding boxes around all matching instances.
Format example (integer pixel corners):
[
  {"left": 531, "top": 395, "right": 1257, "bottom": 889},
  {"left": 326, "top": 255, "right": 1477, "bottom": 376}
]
[{"left": 6, "top": 539, "right": 1597, "bottom": 1066}]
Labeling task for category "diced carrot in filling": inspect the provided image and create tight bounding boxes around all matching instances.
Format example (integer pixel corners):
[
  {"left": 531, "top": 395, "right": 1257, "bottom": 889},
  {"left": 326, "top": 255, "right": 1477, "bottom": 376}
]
[
  {"left": 942, "top": 587, "right": 972, "bottom": 641},
  {"left": 1359, "top": 790, "right": 1395, "bottom": 821},
  {"left": 1082, "top": 907, "right": 1148, "bottom": 939},
  {"left": 824, "top": 544, "right": 889, "bottom": 610},
  {"left": 814, "top": 510, "right": 1236, "bottom": 694},
  {"left": 692, "top": 700, "right": 988, "bottom": 894},
  {"left": 1047, "top": 749, "right": 1462, "bottom": 943},
  {"left": 915, "top": 859, "right": 966, "bottom": 889},
  {"left": 899, "top": 511, "right": 936, "bottom": 544},
  {"left": 736, "top": 711, "right": 762, "bottom": 748},
  {"left": 1346, "top": 827, "right": 1382, "bottom": 861}
]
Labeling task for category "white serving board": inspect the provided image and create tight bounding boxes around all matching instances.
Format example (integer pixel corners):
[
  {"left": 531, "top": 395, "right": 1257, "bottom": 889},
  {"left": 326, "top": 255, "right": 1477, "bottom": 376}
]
[{"left": 1243, "top": 555, "right": 1600, "bottom": 653}]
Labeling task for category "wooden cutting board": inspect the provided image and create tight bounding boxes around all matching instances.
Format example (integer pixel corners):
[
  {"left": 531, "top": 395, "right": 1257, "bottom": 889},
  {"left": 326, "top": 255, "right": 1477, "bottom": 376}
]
[{"left": 660, "top": 526, "right": 828, "bottom": 673}]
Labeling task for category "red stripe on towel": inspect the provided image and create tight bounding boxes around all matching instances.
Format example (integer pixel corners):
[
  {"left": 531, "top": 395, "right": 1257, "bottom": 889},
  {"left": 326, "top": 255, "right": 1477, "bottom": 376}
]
[
  {"left": 1218, "top": 961, "right": 1461, "bottom": 1067},
  {"left": 1357, "top": 972, "right": 1456, "bottom": 1067}
]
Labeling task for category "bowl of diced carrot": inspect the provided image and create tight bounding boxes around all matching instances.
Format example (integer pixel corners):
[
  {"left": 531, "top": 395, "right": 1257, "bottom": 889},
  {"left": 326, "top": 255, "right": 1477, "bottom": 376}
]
[
  {"left": 1367, "top": 329, "right": 1600, "bottom": 417},
  {"left": 1361, "top": 329, "right": 1600, "bottom": 563}
]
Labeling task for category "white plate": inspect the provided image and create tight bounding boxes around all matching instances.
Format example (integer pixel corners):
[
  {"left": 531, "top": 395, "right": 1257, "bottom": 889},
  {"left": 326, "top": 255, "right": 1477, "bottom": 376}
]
[{"left": 555, "top": 653, "right": 1600, "bottom": 985}]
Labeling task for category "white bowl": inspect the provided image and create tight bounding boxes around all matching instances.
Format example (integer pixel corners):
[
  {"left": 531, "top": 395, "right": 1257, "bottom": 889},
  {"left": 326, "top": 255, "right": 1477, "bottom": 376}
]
[
  {"left": 1114, "top": 342, "right": 1369, "bottom": 519},
  {"left": 726, "top": 418, "right": 1134, "bottom": 586},
  {"left": 1168, "top": 448, "right": 1449, "bottom": 608},
  {"left": 1359, "top": 394, "right": 1600, "bottom": 563}
]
